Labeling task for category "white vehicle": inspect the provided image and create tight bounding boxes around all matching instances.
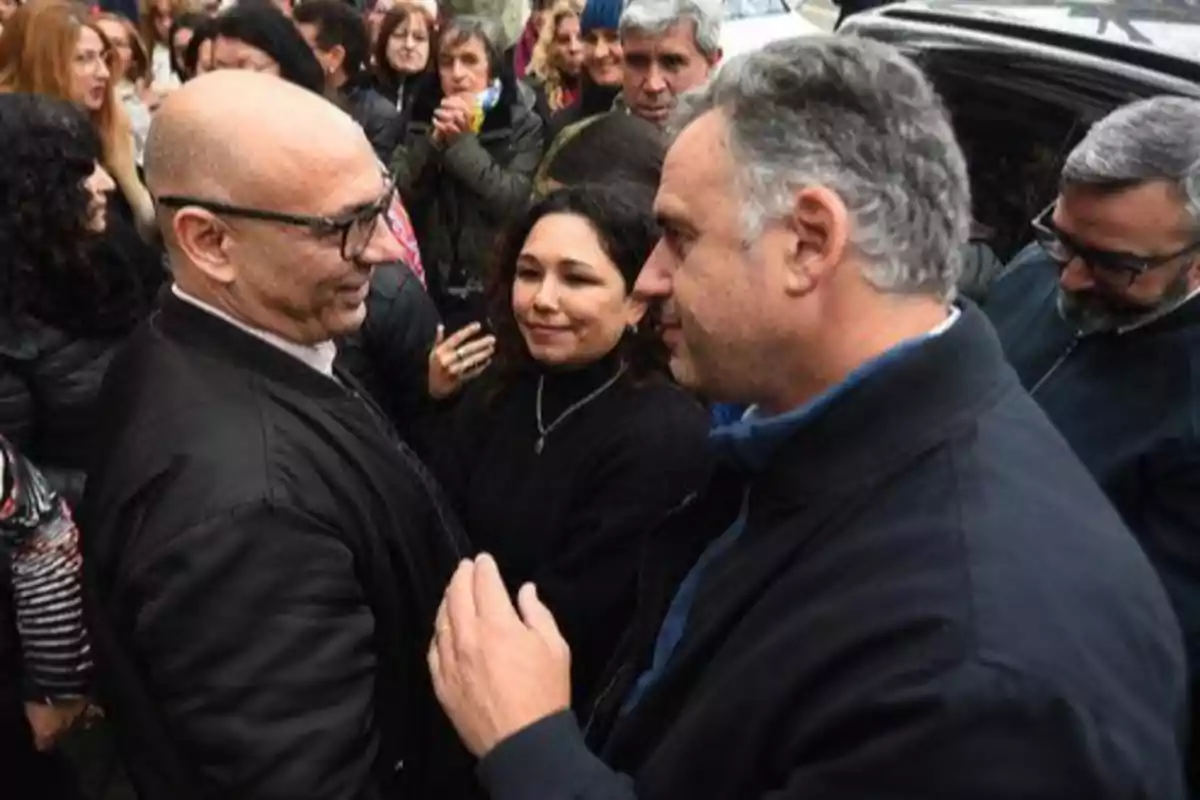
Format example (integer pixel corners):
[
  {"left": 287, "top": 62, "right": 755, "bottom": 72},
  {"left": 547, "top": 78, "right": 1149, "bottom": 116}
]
[{"left": 720, "top": 0, "right": 826, "bottom": 62}]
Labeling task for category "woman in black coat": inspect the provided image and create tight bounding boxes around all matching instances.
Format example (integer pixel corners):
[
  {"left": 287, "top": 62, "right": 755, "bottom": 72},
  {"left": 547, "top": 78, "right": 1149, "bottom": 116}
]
[
  {"left": 372, "top": 2, "right": 437, "bottom": 129},
  {"left": 416, "top": 184, "right": 712, "bottom": 710},
  {"left": 391, "top": 16, "right": 544, "bottom": 332},
  {"left": 0, "top": 94, "right": 162, "bottom": 508}
]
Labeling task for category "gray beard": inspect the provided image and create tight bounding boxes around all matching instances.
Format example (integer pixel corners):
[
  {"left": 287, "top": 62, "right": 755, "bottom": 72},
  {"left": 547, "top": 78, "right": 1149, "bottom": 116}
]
[{"left": 1057, "top": 268, "right": 1193, "bottom": 334}]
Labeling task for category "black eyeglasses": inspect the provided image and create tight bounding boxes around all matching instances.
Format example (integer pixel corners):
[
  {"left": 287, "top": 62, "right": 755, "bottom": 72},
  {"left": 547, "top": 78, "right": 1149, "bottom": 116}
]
[
  {"left": 1031, "top": 202, "right": 1200, "bottom": 287},
  {"left": 156, "top": 184, "right": 396, "bottom": 262}
]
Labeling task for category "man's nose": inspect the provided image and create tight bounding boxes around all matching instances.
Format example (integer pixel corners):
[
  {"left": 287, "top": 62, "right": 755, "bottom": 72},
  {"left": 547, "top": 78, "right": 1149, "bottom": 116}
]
[
  {"left": 1059, "top": 257, "right": 1097, "bottom": 293},
  {"left": 633, "top": 242, "right": 671, "bottom": 299},
  {"left": 361, "top": 215, "right": 405, "bottom": 264},
  {"left": 643, "top": 64, "right": 667, "bottom": 93}
]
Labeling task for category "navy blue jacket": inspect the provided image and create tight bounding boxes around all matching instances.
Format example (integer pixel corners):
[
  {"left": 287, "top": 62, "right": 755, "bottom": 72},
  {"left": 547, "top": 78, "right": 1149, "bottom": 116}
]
[
  {"left": 985, "top": 248, "right": 1200, "bottom": 677},
  {"left": 475, "top": 302, "right": 1187, "bottom": 799}
]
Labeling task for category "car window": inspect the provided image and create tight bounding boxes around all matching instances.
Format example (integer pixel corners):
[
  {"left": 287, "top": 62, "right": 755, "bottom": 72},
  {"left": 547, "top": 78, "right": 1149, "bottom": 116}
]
[{"left": 726, "top": 0, "right": 790, "bottom": 20}]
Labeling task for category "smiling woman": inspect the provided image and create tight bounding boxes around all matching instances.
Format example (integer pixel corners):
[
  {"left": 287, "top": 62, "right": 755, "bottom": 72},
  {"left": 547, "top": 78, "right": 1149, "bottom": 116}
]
[{"left": 412, "top": 183, "right": 713, "bottom": 712}]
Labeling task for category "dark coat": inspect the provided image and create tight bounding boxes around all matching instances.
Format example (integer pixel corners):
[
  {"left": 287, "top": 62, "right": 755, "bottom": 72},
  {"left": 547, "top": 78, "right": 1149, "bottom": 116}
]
[
  {"left": 418, "top": 357, "right": 712, "bottom": 709},
  {"left": 0, "top": 201, "right": 163, "bottom": 506},
  {"left": 984, "top": 246, "right": 1200, "bottom": 775},
  {"left": 374, "top": 73, "right": 422, "bottom": 132},
  {"left": 336, "top": 264, "right": 440, "bottom": 442},
  {"left": 546, "top": 79, "right": 619, "bottom": 144},
  {"left": 0, "top": 320, "right": 125, "bottom": 507},
  {"left": 476, "top": 303, "right": 1188, "bottom": 800},
  {"left": 80, "top": 295, "right": 470, "bottom": 800},
  {"left": 343, "top": 79, "right": 403, "bottom": 164},
  {"left": 390, "top": 72, "right": 544, "bottom": 331}
]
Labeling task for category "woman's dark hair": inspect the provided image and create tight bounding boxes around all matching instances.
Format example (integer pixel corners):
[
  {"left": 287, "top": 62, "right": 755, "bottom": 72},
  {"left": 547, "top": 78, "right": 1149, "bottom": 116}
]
[
  {"left": 0, "top": 93, "right": 144, "bottom": 335},
  {"left": 292, "top": 0, "right": 369, "bottom": 82},
  {"left": 373, "top": 4, "right": 437, "bottom": 91},
  {"left": 168, "top": 11, "right": 207, "bottom": 79},
  {"left": 437, "top": 15, "right": 504, "bottom": 82},
  {"left": 213, "top": 3, "right": 325, "bottom": 94},
  {"left": 183, "top": 15, "right": 218, "bottom": 78},
  {"left": 486, "top": 182, "right": 667, "bottom": 387},
  {"left": 543, "top": 113, "right": 667, "bottom": 192}
]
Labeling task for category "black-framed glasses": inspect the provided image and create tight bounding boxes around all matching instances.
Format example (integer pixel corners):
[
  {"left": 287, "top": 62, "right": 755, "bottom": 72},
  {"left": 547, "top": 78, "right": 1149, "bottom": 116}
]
[
  {"left": 156, "top": 184, "right": 396, "bottom": 262},
  {"left": 1031, "top": 202, "right": 1200, "bottom": 287}
]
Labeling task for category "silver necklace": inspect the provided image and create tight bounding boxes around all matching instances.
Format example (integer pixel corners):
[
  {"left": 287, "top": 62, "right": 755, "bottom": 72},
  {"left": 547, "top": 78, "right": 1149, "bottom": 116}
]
[{"left": 535, "top": 363, "right": 628, "bottom": 454}]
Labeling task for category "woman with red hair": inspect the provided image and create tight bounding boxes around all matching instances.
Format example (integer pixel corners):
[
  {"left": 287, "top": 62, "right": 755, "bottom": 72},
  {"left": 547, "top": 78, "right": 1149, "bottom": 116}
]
[{"left": 0, "top": 0, "right": 155, "bottom": 238}]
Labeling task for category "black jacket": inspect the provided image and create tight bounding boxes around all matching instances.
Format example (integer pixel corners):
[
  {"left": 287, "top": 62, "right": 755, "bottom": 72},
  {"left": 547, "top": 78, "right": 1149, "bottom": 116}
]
[
  {"left": 0, "top": 319, "right": 126, "bottom": 507},
  {"left": 343, "top": 79, "right": 402, "bottom": 164},
  {"left": 418, "top": 358, "right": 712, "bottom": 709},
  {"left": 390, "top": 73, "right": 544, "bottom": 331},
  {"left": 336, "top": 264, "right": 440, "bottom": 441},
  {"left": 475, "top": 303, "right": 1187, "bottom": 800},
  {"left": 0, "top": 205, "right": 162, "bottom": 506},
  {"left": 80, "top": 295, "right": 470, "bottom": 800},
  {"left": 547, "top": 79, "right": 619, "bottom": 144},
  {"left": 984, "top": 247, "right": 1200, "bottom": 697}
]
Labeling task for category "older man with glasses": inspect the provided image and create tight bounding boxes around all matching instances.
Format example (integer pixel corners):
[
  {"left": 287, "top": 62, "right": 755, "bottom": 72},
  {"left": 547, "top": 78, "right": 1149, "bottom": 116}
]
[
  {"left": 986, "top": 94, "right": 1200, "bottom": 789},
  {"left": 79, "top": 70, "right": 474, "bottom": 800}
]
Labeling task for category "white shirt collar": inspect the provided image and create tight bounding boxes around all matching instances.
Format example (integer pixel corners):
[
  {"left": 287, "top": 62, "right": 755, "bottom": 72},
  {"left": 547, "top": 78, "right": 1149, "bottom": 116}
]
[{"left": 171, "top": 285, "right": 338, "bottom": 377}]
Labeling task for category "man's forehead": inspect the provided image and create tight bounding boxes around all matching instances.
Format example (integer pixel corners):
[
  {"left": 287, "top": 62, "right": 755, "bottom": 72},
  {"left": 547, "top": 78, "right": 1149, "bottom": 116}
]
[
  {"left": 622, "top": 19, "right": 700, "bottom": 55},
  {"left": 270, "top": 151, "right": 387, "bottom": 215},
  {"left": 1058, "top": 181, "right": 1192, "bottom": 246},
  {"left": 657, "top": 112, "right": 731, "bottom": 220}
]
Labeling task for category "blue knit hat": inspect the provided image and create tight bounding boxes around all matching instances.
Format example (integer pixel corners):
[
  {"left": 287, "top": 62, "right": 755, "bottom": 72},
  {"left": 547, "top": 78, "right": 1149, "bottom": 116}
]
[{"left": 580, "top": 0, "right": 624, "bottom": 33}]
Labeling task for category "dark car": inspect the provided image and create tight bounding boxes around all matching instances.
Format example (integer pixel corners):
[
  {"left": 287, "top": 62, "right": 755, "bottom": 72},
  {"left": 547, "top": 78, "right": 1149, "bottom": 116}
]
[{"left": 842, "top": 0, "right": 1200, "bottom": 300}]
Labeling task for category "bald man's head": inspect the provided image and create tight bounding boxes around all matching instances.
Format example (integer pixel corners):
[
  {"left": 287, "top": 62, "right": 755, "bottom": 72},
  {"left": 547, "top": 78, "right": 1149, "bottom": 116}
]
[
  {"left": 147, "top": 69, "right": 404, "bottom": 345},
  {"left": 145, "top": 70, "right": 369, "bottom": 206}
]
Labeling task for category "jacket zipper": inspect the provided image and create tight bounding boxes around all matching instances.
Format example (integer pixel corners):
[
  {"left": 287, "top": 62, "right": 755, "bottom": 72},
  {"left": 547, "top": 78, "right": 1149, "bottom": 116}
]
[
  {"left": 1029, "top": 338, "right": 1080, "bottom": 396},
  {"left": 581, "top": 488, "right": 704, "bottom": 739}
]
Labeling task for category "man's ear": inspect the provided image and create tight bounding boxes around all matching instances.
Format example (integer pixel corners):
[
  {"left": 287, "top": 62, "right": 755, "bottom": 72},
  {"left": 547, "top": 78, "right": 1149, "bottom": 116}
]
[
  {"left": 780, "top": 185, "right": 850, "bottom": 297},
  {"left": 707, "top": 47, "right": 723, "bottom": 69},
  {"left": 172, "top": 208, "right": 238, "bottom": 287}
]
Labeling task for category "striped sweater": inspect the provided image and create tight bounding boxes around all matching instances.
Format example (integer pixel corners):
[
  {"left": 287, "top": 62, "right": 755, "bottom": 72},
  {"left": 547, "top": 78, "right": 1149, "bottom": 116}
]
[{"left": 0, "top": 435, "right": 91, "bottom": 700}]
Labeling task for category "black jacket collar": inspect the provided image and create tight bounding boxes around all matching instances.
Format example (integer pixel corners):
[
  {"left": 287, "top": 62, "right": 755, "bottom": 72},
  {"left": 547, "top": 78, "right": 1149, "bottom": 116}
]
[{"left": 155, "top": 292, "right": 348, "bottom": 401}]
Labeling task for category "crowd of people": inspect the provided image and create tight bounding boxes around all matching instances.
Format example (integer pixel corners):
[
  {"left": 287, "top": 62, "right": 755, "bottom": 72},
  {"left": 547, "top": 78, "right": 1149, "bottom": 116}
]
[{"left": 0, "top": 0, "right": 1198, "bottom": 797}]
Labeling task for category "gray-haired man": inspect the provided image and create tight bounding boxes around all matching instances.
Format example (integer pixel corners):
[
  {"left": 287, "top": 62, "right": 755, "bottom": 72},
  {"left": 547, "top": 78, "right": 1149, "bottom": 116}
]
[
  {"left": 427, "top": 37, "right": 1187, "bottom": 800},
  {"left": 618, "top": 0, "right": 722, "bottom": 125},
  {"left": 986, "top": 95, "right": 1200, "bottom": 788}
]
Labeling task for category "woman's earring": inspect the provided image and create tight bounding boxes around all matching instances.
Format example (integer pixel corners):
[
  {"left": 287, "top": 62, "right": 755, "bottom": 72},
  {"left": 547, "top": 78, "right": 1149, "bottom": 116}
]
[{"left": 626, "top": 322, "right": 638, "bottom": 335}]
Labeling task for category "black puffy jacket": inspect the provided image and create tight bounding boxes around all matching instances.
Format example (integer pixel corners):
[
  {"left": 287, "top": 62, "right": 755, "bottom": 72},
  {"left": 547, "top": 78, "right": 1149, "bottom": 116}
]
[
  {"left": 336, "top": 264, "right": 440, "bottom": 443},
  {"left": 343, "top": 80, "right": 403, "bottom": 165},
  {"left": 391, "top": 72, "right": 544, "bottom": 331},
  {"left": 0, "top": 202, "right": 163, "bottom": 506},
  {"left": 0, "top": 321, "right": 128, "bottom": 507}
]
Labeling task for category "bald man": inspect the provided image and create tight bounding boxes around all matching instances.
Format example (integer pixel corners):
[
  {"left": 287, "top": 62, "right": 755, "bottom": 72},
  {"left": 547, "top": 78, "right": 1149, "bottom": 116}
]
[{"left": 80, "top": 72, "right": 471, "bottom": 800}]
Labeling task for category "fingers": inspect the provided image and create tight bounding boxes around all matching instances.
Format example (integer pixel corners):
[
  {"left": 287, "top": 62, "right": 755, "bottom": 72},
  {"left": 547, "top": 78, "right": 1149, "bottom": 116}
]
[
  {"left": 432, "top": 581, "right": 454, "bottom": 661},
  {"left": 445, "top": 558, "right": 478, "bottom": 637},
  {"left": 517, "top": 583, "right": 568, "bottom": 656},
  {"left": 443, "top": 322, "right": 485, "bottom": 350},
  {"left": 473, "top": 553, "right": 520, "bottom": 626},
  {"left": 435, "top": 330, "right": 496, "bottom": 376}
]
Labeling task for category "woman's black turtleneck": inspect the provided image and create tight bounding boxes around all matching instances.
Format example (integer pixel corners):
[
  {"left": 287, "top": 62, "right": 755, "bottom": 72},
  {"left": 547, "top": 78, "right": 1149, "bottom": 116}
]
[{"left": 419, "top": 349, "right": 712, "bottom": 709}]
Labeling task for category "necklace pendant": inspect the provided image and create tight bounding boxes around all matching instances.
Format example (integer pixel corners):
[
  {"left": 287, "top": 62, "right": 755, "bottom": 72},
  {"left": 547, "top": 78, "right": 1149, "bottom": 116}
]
[{"left": 534, "top": 437, "right": 545, "bottom": 455}]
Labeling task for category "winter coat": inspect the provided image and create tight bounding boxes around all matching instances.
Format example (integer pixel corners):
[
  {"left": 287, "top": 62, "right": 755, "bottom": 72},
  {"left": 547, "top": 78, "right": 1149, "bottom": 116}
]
[{"left": 390, "top": 72, "right": 543, "bottom": 331}]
